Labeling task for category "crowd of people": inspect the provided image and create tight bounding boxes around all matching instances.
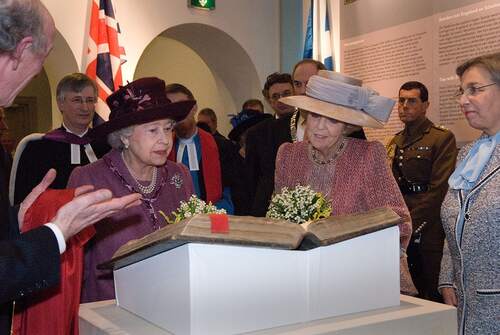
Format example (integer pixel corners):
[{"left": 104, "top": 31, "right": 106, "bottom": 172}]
[{"left": 0, "top": 1, "right": 498, "bottom": 335}]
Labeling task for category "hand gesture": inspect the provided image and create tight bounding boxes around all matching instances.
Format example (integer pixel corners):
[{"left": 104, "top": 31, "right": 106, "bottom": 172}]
[{"left": 52, "top": 186, "right": 141, "bottom": 241}]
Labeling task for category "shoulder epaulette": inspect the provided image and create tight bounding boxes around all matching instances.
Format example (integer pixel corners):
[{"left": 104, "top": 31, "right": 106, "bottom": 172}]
[{"left": 433, "top": 124, "right": 449, "bottom": 132}]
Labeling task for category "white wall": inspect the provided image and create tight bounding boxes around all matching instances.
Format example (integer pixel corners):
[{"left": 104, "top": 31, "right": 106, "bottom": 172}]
[
  {"left": 134, "top": 35, "right": 235, "bottom": 134},
  {"left": 39, "top": 0, "right": 281, "bottom": 131}
]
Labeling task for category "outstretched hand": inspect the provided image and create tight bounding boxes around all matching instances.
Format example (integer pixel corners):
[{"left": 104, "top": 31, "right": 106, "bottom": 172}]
[
  {"left": 18, "top": 168, "right": 142, "bottom": 241},
  {"left": 52, "top": 187, "right": 142, "bottom": 241}
]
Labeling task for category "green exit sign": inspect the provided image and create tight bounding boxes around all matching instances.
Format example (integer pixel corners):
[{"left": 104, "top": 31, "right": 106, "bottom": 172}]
[{"left": 189, "top": 0, "right": 215, "bottom": 10}]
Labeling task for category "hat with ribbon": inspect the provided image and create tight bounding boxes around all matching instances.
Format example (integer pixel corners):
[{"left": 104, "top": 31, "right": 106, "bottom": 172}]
[
  {"left": 89, "top": 77, "right": 195, "bottom": 139},
  {"left": 228, "top": 109, "right": 273, "bottom": 142},
  {"left": 279, "top": 70, "right": 395, "bottom": 128}
]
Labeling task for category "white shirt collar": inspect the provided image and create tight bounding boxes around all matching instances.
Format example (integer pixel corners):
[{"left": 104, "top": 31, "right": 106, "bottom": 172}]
[{"left": 62, "top": 122, "right": 89, "bottom": 138}]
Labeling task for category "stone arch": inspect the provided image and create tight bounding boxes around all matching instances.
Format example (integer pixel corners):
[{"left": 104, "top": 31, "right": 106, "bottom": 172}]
[{"left": 134, "top": 23, "right": 262, "bottom": 136}]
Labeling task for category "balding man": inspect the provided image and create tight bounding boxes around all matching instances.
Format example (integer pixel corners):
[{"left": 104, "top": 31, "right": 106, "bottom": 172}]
[{"left": 0, "top": 1, "right": 140, "bottom": 330}]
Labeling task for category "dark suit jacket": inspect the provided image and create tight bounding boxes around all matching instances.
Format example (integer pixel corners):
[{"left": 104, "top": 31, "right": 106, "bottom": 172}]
[
  {"left": 245, "top": 114, "right": 294, "bottom": 217},
  {"left": 0, "top": 142, "right": 61, "bottom": 331},
  {"left": 0, "top": 226, "right": 60, "bottom": 304}
]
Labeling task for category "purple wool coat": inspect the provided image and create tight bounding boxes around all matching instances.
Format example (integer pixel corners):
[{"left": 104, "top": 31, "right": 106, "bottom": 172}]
[{"left": 67, "top": 149, "right": 194, "bottom": 303}]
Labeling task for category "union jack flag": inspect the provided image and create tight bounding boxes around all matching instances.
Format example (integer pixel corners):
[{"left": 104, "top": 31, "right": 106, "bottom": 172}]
[{"left": 85, "top": 0, "right": 126, "bottom": 122}]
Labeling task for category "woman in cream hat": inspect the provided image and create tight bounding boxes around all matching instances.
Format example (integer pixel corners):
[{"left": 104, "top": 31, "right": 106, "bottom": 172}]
[{"left": 276, "top": 70, "right": 415, "bottom": 295}]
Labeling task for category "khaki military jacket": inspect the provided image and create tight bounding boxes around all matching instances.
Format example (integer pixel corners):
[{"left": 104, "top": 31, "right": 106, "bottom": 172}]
[{"left": 387, "top": 117, "right": 457, "bottom": 249}]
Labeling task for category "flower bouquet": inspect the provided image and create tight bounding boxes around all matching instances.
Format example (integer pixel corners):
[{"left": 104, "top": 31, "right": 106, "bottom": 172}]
[
  {"left": 266, "top": 185, "right": 332, "bottom": 224},
  {"left": 159, "top": 195, "right": 226, "bottom": 224}
]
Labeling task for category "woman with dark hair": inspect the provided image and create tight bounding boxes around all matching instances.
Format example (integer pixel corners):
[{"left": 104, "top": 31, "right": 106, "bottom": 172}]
[
  {"left": 439, "top": 53, "right": 500, "bottom": 335},
  {"left": 68, "top": 78, "right": 195, "bottom": 302}
]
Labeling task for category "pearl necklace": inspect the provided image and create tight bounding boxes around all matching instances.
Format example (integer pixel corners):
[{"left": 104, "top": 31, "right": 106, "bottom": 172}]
[
  {"left": 310, "top": 138, "right": 346, "bottom": 165},
  {"left": 121, "top": 151, "right": 158, "bottom": 195}
]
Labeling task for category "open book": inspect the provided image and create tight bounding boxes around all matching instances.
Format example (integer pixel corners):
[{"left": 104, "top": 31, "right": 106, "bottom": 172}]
[{"left": 101, "top": 207, "right": 401, "bottom": 270}]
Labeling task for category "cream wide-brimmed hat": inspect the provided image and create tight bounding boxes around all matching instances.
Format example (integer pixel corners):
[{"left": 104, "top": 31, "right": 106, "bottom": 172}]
[{"left": 280, "top": 70, "right": 395, "bottom": 128}]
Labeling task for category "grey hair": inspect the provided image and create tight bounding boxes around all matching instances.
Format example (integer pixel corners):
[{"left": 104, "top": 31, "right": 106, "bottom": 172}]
[
  {"left": 56, "top": 73, "right": 97, "bottom": 102},
  {"left": 107, "top": 126, "right": 134, "bottom": 150},
  {"left": 0, "top": 0, "right": 48, "bottom": 55},
  {"left": 456, "top": 52, "right": 500, "bottom": 85}
]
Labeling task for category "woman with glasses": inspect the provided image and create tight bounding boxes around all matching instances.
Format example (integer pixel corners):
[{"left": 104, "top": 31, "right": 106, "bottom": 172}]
[
  {"left": 438, "top": 53, "right": 500, "bottom": 335},
  {"left": 67, "top": 78, "right": 194, "bottom": 303}
]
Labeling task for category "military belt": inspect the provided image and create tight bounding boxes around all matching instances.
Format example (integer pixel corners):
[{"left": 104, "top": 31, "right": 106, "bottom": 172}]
[{"left": 399, "top": 182, "right": 429, "bottom": 195}]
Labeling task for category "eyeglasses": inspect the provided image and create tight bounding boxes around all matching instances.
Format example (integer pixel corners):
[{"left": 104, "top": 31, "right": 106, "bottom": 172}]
[
  {"left": 398, "top": 97, "right": 421, "bottom": 106},
  {"left": 454, "top": 83, "right": 497, "bottom": 101},
  {"left": 293, "top": 80, "right": 305, "bottom": 88},
  {"left": 270, "top": 90, "right": 293, "bottom": 101},
  {"left": 69, "top": 97, "right": 97, "bottom": 105}
]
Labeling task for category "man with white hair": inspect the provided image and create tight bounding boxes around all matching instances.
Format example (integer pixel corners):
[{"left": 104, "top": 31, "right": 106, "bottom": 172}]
[{"left": 0, "top": 1, "right": 140, "bottom": 331}]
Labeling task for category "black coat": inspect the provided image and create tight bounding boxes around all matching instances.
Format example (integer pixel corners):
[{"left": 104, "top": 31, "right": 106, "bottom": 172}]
[
  {"left": 0, "top": 143, "right": 61, "bottom": 332},
  {"left": 244, "top": 114, "right": 294, "bottom": 217},
  {"left": 13, "top": 128, "right": 110, "bottom": 205}
]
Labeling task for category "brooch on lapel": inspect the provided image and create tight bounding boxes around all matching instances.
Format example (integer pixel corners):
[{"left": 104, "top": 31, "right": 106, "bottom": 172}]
[{"left": 170, "top": 173, "right": 183, "bottom": 189}]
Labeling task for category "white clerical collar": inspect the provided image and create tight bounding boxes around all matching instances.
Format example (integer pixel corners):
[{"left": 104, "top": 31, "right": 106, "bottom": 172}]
[
  {"left": 62, "top": 123, "right": 89, "bottom": 137},
  {"left": 177, "top": 129, "right": 199, "bottom": 171},
  {"left": 62, "top": 123, "right": 97, "bottom": 164}
]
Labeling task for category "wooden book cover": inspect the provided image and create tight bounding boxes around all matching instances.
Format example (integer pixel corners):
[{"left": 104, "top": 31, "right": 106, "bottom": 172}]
[{"left": 101, "top": 207, "right": 401, "bottom": 270}]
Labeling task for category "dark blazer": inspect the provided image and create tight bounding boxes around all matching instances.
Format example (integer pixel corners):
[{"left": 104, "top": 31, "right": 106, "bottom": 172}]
[
  {"left": 0, "top": 225, "right": 61, "bottom": 304},
  {"left": 245, "top": 114, "right": 294, "bottom": 217},
  {"left": 0, "top": 145, "right": 61, "bottom": 331}
]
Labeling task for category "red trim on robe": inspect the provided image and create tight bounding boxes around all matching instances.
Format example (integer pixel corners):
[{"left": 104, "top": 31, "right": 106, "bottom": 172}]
[
  {"left": 12, "top": 189, "right": 95, "bottom": 335},
  {"left": 168, "top": 128, "right": 222, "bottom": 203}
]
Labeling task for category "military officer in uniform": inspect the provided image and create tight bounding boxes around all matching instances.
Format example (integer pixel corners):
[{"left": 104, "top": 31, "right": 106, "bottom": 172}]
[{"left": 387, "top": 81, "right": 457, "bottom": 302}]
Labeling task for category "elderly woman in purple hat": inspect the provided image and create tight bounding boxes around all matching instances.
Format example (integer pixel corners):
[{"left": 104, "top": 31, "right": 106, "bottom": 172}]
[
  {"left": 276, "top": 70, "right": 415, "bottom": 295},
  {"left": 67, "top": 77, "right": 195, "bottom": 303}
]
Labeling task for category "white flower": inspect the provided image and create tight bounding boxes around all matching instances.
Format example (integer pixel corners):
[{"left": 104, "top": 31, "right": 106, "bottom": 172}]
[
  {"left": 159, "top": 195, "right": 226, "bottom": 224},
  {"left": 266, "top": 185, "right": 331, "bottom": 224}
]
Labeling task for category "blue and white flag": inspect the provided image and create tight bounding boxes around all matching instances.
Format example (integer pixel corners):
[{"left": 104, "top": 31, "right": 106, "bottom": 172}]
[{"left": 303, "top": 0, "right": 334, "bottom": 70}]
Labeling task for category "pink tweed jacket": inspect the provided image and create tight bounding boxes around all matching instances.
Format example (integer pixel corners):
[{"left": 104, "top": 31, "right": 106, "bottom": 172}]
[{"left": 275, "top": 138, "right": 412, "bottom": 248}]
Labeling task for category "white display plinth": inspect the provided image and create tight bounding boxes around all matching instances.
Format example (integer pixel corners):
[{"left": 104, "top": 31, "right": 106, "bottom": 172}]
[
  {"left": 113, "top": 227, "right": 400, "bottom": 335},
  {"left": 79, "top": 296, "right": 458, "bottom": 335}
]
